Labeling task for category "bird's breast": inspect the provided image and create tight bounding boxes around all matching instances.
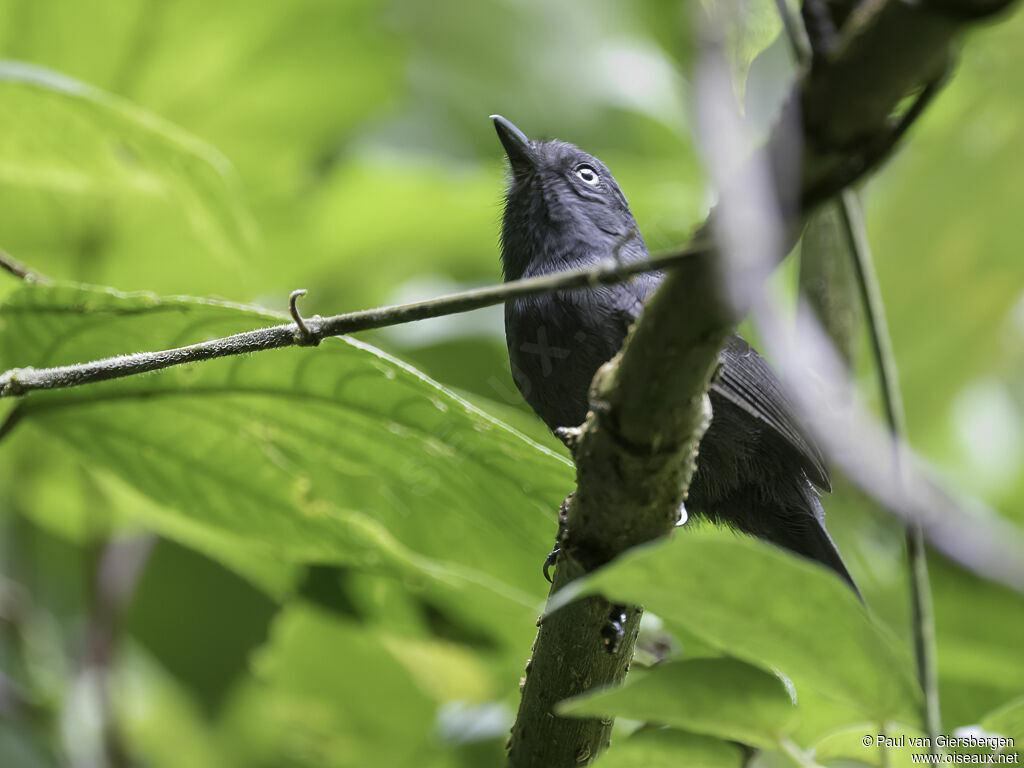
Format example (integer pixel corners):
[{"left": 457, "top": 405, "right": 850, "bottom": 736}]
[{"left": 504, "top": 289, "right": 628, "bottom": 430}]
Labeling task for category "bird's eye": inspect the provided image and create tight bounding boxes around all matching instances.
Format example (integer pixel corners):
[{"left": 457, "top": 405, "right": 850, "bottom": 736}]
[{"left": 574, "top": 165, "right": 600, "bottom": 185}]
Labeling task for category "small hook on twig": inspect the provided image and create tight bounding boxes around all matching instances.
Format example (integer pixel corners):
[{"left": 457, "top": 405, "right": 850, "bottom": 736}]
[{"left": 289, "top": 289, "right": 319, "bottom": 346}]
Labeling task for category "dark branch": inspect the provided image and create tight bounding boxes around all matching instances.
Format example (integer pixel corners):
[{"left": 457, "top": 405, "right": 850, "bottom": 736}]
[
  {"left": 0, "top": 248, "right": 50, "bottom": 284},
  {"left": 0, "top": 243, "right": 708, "bottom": 398}
]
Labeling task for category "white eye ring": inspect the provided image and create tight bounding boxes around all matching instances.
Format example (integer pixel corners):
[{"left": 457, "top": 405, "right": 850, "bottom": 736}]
[{"left": 575, "top": 165, "right": 600, "bottom": 185}]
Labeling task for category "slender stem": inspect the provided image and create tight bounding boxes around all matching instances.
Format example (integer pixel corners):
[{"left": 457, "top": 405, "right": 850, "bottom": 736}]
[
  {"left": 773, "top": 0, "right": 941, "bottom": 742},
  {"left": 778, "top": 736, "right": 825, "bottom": 768},
  {"left": 0, "top": 242, "right": 708, "bottom": 399},
  {"left": 773, "top": 0, "right": 813, "bottom": 62},
  {"left": 0, "top": 248, "right": 50, "bottom": 283},
  {"left": 836, "top": 193, "right": 903, "bottom": 434},
  {"left": 838, "top": 192, "right": 940, "bottom": 745},
  {"left": 879, "top": 723, "right": 891, "bottom": 768}
]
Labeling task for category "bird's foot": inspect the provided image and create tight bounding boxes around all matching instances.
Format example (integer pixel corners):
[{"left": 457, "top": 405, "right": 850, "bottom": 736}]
[
  {"left": 553, "top": 425, "right": 582, "bottom": 453},
  {"left": 542, "top": 545, "right": 560, "bottom": 583},
  {"left": 543, "top": 494, "right": 573, "bottom": 583},
  {"left": 600, "top": 604, "right": 630, "bottom": 654}
]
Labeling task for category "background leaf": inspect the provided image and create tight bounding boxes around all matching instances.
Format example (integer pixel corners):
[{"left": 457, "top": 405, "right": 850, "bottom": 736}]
[
  {"left": 980, "top": 695, "right": 1024, "bottom": 747},
  {"left": 812, "top": 725, "right": 930, "bottom": 768},
  {"left": 237, "top": 604, "right": 441, "bottom": 767},
  {"left": 0, "top": 283, "right": 571, "bottom": 646},
  {"left": 550, "top": 529, "right": 921, "bottom": 726},
  {"left": 594, "top": 728, "right": 744, "bottom": 768},
  {"left": 559, "top": 658, "right": 796, "bottom": 749},
  {"left": 0, "top": 61, "right": 253, "bottom": 259}
]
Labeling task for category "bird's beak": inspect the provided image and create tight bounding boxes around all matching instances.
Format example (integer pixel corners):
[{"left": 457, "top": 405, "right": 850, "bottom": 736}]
[{"left": 491, "top": 114, "right": 536, "bottom": 175}]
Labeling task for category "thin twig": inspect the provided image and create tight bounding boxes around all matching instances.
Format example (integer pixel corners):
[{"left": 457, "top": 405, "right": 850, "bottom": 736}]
[
  {"left": 779, "top": 736, "right": 826, "bottom": 768},
  {"left": 838, "top": 192, "right": 941, "bottom": 744},
  {"left": 0, "top": 248, "right": 50, "bottom": 284},
  {"left": 0, "top": 242, "right": 707, "bottom": 399},
  {"left": 288, "top": 288, "right": 318, "bottom": 345},
  {"left": 774, "top": 0, "right": 814, "bottom": 62},
  {"left": 800, "top": 75, "right": 948, "bottom": 212}
]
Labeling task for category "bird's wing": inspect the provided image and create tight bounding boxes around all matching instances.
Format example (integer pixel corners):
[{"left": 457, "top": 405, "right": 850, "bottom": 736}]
[
  {"left": 712, "top": 335, "right": 831, "bottom": 491},
  {"left": 611, "top": 266, "right": 829, "bottom": 490}
]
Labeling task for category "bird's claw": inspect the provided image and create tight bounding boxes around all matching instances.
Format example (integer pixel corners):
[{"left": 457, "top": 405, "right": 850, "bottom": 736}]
[
  {"left": 554, "top": 426, "right": 582, "bottom": 452},
  {"left": 600, "top": 604, "right": 629, "bottom": 654},
  {"left": 542, "top": 546, "right": 560, "bottom": 583}
]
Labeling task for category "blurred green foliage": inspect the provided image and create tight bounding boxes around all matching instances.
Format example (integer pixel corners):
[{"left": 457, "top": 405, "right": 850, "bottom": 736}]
[{"left": 0, "top": 0, "right": 1022, "bottom": 766}]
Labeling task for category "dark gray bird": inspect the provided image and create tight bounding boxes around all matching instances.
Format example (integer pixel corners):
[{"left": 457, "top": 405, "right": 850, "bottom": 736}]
[{"left": 492, "top": 115, "right": 857, "bottom": 591}]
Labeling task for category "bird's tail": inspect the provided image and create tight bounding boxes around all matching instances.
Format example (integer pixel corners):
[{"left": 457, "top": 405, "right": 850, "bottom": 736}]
[
  {"left": 691, "top": 476, "right": 861, "bottom": 597},
  {"left": 760, "top": 490, "right": 861, "bottom": 599}
]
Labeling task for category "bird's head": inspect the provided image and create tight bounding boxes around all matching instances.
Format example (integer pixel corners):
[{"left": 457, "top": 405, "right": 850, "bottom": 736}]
[{"left": 491, "top": 115, "right": 641, "bottom": 281}]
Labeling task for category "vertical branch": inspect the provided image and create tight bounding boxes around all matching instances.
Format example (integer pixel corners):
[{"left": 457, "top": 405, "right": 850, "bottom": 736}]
[{"left": 507, "top": 554, "right": 643, "bottom": 767}]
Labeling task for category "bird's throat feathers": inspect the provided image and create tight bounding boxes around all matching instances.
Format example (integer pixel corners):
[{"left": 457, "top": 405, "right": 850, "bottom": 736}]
[
  {"left": 499, "top": 155, "right": 639, "bottom": 281},
  {"left": 500, "top": 175, "right": 585, "bottom": 280}
]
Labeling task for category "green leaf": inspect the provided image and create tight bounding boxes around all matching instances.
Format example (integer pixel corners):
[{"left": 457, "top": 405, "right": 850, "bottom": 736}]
[
  {"left": 981, "top": 695, "right": 1024, "bottom": 746},
  {"left": 0, "top": 425, "right": 300, "bottom": 599},
  {"left": 115, "top": 645, "right": 231, "bottom": 768},
  {"left": 596, "top": 728, "right": 744, "bottom": 768},
  {"left": 812, "top": 725, "right": 931, "bottom": 768},
  {"left": 798, "top": 201, "right": 862, "bottom": 368},
  {"left": 0, "top": 61, "right": 253, "bottom": 257},
  {"left": 787, "top": 681, "right": 879, "bottom": 747},
  {"left": 126, "top": 540, "right": 279, "bottom": 711},
  {"left": 559, "top": 658, "right": 796, "bottom": 749},
  {"left": 721, "top": 0, "right": 782, "bottom": 93},
  {"left": 550, "top": 529, "right": 921, "bottom": 723},
  {"left": 231, "top": 605, "right": 441, "bottom": 768},
  {"left": 0, "top": 283, "right": 572, "bottom": 641},
  {"left": 930, "top": 556, "right": 1024, "bottom": 726}
]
